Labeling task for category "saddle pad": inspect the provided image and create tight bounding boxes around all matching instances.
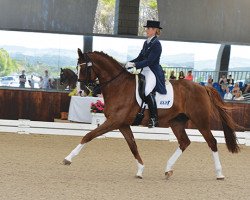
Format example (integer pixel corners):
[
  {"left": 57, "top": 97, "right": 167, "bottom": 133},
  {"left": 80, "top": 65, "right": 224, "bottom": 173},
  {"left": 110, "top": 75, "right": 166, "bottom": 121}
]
[{"left": 135, "top": 75, "right": 174, "bottom": 109}]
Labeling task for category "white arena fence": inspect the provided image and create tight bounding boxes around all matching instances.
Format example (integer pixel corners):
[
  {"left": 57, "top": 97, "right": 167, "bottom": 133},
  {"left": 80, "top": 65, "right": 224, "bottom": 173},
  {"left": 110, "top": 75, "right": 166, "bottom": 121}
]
[{"left": 0, "top": 119, "right": 249, "bottom": 146}]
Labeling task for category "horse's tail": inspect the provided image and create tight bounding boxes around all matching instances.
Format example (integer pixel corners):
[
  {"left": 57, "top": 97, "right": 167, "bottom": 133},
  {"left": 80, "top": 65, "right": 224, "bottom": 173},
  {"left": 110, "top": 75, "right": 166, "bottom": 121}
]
[{"left": 205, "top": 86, "right": 241, "bottom": 153}]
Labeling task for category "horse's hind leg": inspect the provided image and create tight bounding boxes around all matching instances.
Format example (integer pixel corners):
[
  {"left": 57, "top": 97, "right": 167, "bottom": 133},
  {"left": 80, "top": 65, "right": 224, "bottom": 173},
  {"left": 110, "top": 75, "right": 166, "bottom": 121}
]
[
  {"left": 63, "top": 120, "right": 119, "bottom": 165},
  {"left": 165, "top": 117, "right": 190, "bottom": 179},
  {"left": 119, "top": 125, "right": 144, "bottom": 179},
  {"left": 198, "top": 128, "right": 225, "bottom": 180}
]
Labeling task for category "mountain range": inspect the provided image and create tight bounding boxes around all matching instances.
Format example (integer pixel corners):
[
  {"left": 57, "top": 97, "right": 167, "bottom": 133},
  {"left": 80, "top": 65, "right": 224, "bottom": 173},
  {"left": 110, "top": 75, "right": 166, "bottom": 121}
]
[{"left": 1, "top": 45, "right": 250, "bottom": 72}]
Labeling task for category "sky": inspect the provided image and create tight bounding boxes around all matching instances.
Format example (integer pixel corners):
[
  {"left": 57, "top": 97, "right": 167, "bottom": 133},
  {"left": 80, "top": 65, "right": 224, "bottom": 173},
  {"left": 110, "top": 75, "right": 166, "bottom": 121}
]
[
  {"left": 0, "top": 30, "right": 250, "bottom": 63},
  {"left": 0, "top": 30, "right": 82, "bottom": 50}
]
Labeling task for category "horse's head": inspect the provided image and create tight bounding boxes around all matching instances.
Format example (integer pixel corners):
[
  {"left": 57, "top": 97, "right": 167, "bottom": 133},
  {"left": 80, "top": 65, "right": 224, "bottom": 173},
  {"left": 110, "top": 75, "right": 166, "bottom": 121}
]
[{"left": 77, "top": 48, "right": 97, "bottom": 84}]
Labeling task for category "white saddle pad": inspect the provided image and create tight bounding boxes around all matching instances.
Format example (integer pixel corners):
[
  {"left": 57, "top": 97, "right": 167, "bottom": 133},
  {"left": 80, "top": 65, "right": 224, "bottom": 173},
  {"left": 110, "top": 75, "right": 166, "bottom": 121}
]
[{"left": 135, "top": 75, "right": 174, "bottom": 109}]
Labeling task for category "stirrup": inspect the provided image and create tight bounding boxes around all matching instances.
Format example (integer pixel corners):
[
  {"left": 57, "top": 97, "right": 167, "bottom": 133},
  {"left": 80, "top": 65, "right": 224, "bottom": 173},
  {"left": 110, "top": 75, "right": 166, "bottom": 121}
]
[{"left": 148, "top": 118, "right": 158, "bottom": 128}]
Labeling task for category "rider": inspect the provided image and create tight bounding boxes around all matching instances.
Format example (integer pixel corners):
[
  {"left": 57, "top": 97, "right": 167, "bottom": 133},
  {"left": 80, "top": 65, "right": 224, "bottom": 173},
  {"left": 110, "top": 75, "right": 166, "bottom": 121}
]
[{"left": 125, "top": 20, "right": 167, "bottom": 128}]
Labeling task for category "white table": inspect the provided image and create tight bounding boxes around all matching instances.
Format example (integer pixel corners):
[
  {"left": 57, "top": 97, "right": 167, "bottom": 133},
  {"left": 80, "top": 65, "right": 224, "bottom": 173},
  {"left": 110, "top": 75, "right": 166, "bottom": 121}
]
[{"left": 68, "top": 96, "right": 104, "bottom": 123}]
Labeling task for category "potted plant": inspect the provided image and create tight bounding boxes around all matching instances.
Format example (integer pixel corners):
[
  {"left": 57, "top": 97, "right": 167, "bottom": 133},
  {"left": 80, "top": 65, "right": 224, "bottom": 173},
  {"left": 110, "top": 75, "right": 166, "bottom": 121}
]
[{"left": 90, "top": 100, "right": 106, "bottom": 126}]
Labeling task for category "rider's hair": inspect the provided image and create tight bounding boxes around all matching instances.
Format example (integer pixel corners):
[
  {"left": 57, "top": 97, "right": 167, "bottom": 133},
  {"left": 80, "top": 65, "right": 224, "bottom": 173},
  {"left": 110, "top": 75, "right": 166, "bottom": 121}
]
[{"left": 156, "top": 28, "right": 161, "bottom": 36}]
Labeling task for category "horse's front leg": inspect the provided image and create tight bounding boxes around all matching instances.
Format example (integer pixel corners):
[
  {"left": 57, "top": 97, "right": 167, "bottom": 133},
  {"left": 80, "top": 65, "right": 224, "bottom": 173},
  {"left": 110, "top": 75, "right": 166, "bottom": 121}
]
[
  {"left": 119, "top": 125, "right": 144, "bottom": 179},
  {"left": 62, "top": 119, "right": 119, "bottom": 165}
]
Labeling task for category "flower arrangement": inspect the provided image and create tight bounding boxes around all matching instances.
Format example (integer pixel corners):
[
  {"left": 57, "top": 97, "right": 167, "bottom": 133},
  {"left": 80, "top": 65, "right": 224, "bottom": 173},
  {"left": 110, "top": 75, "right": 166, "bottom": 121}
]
[{"left": 90, "top": 100, "right": 104, "bottom": 113}]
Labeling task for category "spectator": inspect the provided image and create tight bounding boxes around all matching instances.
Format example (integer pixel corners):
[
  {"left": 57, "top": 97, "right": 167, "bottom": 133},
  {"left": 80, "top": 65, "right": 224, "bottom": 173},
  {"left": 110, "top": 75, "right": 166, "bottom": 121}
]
[
  {"left": 19, "top": 70, "right": 26, "bottom": 88},
  {"left": 92, "top": 79, "right": 102, "bottom": 97},
  {"left": 232, "top": 82, "right": 240, "bottom": 96},
  {"left": 233, "top": 91, "right": 244, "bottom": 101},
  {"left": 243, "top": 84, "right": 250, "bottom": 94},
  {"left": 227, "top": 75, "right": 234, "bottom": 86},
  {"left": 178, "top": 71, "right": 185, "bottom": 80},
  {"left": 185, "top": 70, "right": 193, "bottom": 81},
  {"left": 42, "top": 70, "right": 54, "bottom": 89},
  {"left": 38, "top": 76, "right": 43, "bottom": 88},
  {"left": 169, "top": 71, "right": 176, "bottom": 80},
  {"left": 224, "top": 87, "right": 233, "bottom": 100},
  {"left": 207, "top": 75, "right": 213, "bottom": 87},
  {"left": 243, "top": 75, "right": 250, "bottom": 94},
  {"left": 219, "top": 74, "right": 227, "bottom": 85},
  {"left": 28, "top": 75, "right": 35, "bottom": 88},
  {"left": 219, "top": 74, "right": 228, "bottom": 91}
]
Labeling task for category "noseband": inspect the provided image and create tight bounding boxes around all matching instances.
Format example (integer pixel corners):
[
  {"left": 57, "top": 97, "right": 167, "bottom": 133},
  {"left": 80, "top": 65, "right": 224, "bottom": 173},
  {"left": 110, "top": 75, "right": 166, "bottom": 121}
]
[{"left": 77, "top": 53, "right": 94, "bottom": 85}]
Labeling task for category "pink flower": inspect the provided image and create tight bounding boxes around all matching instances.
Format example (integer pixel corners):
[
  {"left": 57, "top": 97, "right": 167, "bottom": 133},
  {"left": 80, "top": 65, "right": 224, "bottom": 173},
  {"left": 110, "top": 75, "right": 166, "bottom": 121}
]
[{"left": 90, "top": 100, "right": 105, "bottom": 113}]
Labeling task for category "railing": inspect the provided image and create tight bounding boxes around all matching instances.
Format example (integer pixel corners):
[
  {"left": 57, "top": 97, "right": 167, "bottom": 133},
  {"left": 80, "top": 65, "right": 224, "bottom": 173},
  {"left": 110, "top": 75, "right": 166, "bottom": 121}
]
[{"left": 162, "top": 67, "right": 250, "bottom": 84}]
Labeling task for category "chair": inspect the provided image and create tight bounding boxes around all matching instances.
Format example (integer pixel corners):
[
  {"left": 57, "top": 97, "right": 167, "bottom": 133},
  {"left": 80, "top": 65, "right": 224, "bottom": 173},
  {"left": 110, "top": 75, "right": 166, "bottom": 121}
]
[
  {"left": 199, "top": 82, "right": 205, "bottom": 86},
  {"left": 212, "top": 82, "right": 220, "bottom": 88},
  {"left": 229, "top": 86, "right": 234, "bottom": 92},
  {"left": 238, "top": 81, "right": 243, "bottom": 89}
]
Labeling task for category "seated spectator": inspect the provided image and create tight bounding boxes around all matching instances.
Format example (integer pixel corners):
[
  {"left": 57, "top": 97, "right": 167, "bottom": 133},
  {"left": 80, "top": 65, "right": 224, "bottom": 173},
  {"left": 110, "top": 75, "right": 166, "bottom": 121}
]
[
  {"left": 231, "top": 83, "right": 240, "bottom": 96},
  {"left": 245, "top": 75, "right": 250, "bottom": 85},
  {"left": 207, "top": 75, "right": 213, "bottom": 87},
  {"left": 243, "top": 75, "right": 250, "bottom": 94},
  {"left": 178, "top": 71, "right": 185, "bottom": 80},
  {"left": 169, "top": 71, "right": 176, "bottom": 80},
  {"left": 243, "top": 84, "right": 250, "bottom": 94},
  {"left": 185, "top": 70, "right": 193, "bottom": 81},
  {"left": 233, "top": 91, "right": 244, "bottom": 101},
  {"left": 227, "top": 75, "right": 234, "bottom": 86},
  {"left": 224, "top": 87, "right": 233, "bottom": 100}
]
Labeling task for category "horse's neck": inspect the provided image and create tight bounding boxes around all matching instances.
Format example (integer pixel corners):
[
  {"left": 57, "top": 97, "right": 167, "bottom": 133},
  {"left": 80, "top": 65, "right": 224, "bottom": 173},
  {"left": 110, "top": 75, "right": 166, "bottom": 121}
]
[
  {"left": 91, "top": 54, "right": 123, "bottom": 82},
  {"left": 68, "top": 71, "right": 77, "bottom": 81}
]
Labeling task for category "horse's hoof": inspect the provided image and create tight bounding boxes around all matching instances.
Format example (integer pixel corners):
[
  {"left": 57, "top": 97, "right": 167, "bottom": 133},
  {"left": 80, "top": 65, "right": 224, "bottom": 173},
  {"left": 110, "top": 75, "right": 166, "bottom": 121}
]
[
  {"left": 165, "top": 170, "right": 173, "bottom": 179},
  {"left": 62, "top": 159, "right": 72, "bottom": 165},
  {"left": 135, "top": 175, "right": 143, "bottom": 179},
  {"left": 216, "top": 176, "right": 225, "bottom": 180}
]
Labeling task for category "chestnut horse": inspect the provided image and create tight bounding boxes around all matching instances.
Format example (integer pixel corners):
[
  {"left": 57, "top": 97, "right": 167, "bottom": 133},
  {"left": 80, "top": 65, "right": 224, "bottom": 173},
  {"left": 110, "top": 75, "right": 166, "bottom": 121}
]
[{"left": 63, "top": 49, "right": 240, "bottom": 180}]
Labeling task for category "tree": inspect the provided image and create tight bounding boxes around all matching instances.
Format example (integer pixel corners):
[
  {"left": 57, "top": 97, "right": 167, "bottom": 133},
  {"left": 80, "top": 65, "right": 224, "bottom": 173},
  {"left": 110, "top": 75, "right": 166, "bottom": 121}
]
[
  {"left": 93, "top": 0, "right": 158, "bottom": 35},
  {"left": 0, "top": 48, "right": 19, "bottom": 76},
  {"left": 93, "top": 0, "right": 116, "bottom": 34},
  {"left": 138, "top": 0, "right": 158, "bottom": 36}
]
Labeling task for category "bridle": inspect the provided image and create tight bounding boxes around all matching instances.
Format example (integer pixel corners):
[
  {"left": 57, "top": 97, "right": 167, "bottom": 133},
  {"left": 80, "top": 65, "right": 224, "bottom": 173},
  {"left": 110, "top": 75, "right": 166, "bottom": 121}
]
[{"left": 77, "top": 53, "right": 126, "bottom": 89}]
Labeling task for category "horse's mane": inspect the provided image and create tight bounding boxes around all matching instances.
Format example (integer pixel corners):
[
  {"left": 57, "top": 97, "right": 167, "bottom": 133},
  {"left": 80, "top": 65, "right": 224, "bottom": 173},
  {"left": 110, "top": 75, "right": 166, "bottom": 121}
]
[
  {"left": 63, "top": 68, "right": 75, "bottom": 73},
  {"left": 92, "top": 51, "right": 124, "bottom": 67}
]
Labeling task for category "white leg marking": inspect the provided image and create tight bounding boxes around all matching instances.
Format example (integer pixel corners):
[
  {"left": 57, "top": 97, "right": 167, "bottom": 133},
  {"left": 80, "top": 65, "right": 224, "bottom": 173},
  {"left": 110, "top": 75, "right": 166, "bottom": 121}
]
[
  {"left": 65, "top": 144, "right": 85, "bottom": 162},
  {"left": 212, "top": 151, "right": 225, "bottom": 179},
  {"left": 165, "top": 147, "right": 182, "bottom": 172},
  {"left": 136, "top": 160, "right": 145, "bottom": 178}
]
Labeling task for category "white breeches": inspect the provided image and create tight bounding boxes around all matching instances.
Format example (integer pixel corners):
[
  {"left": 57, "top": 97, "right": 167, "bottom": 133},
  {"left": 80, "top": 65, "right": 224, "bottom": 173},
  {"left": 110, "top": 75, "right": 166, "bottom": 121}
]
[{"left": 141, "top": 67, "right": 156, "bottom": 96}]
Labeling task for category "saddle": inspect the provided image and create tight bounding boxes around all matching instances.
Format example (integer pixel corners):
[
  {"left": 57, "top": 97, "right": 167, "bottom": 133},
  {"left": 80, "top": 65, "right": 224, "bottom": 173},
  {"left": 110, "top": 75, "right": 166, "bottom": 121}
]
[{"left": 132, "top": 74, "right": 174, "bottom": 126}]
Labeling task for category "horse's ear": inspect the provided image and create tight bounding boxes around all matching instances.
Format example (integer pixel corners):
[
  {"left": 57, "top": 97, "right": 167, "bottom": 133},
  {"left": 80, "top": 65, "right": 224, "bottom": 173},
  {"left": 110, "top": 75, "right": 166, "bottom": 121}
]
[{"left": 78, "top": 48, "right": 83, "bottom": 57}]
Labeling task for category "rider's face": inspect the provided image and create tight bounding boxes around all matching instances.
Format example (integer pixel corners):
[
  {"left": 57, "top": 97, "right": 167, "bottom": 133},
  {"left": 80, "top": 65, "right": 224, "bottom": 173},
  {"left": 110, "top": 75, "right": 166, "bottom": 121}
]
[{"left": 145, "top": 27, "right": 156, "bottom": 38}]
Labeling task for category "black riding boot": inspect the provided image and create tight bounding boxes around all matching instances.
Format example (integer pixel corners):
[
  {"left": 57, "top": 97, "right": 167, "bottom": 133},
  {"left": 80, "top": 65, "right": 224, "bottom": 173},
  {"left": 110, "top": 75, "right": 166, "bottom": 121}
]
[{"left": 146, "top": 92, "right": 158, "bottom": 128}]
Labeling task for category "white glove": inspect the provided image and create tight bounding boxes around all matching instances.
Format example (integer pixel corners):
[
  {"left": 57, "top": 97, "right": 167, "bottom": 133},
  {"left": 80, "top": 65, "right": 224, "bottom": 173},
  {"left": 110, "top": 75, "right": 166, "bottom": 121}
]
[
  {"left": 125, "top": 62, "right": 135, "bottom": 69},
  {"left": 127, "top": 66, "right": 138, "bottom": 74}
]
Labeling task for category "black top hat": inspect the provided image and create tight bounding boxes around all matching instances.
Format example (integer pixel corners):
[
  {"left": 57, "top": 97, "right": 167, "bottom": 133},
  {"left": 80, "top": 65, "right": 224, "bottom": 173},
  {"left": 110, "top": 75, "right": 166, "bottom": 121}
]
[{"left": 143, "top": 20, "right": 162, "bottom": 29}]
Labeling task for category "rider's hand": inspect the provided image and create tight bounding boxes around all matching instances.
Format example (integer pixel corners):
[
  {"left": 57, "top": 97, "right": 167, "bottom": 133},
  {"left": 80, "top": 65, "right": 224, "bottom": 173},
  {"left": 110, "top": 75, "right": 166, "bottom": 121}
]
[{"left": 125, "top": 62, "right": 135, "bottom": 69}]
